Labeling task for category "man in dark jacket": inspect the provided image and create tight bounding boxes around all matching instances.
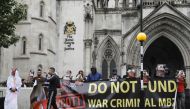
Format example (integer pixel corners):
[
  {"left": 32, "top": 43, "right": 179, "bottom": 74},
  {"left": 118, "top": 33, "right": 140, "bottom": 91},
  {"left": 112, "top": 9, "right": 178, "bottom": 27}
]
[
  {"left": 87, "top": 67, "right": 102, "bottom": 81},
  {"left": 46, "top": 67, "right": 59, "bottom": 109}
]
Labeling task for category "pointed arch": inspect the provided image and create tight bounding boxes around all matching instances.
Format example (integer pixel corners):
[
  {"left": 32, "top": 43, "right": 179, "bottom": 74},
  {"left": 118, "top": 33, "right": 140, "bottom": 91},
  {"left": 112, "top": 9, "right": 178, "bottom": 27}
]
[
  {"left": 96, "top": 35, "right": 120, "bottom": 78},
  {"left": 38, "top": 33, "right": 43, "bottom": 50},
  {"left": 40, "top": 1, "right": 45, "bottom": 17},
  {"left": 125, "top": 13, "right": 190, "bottom": 68}
]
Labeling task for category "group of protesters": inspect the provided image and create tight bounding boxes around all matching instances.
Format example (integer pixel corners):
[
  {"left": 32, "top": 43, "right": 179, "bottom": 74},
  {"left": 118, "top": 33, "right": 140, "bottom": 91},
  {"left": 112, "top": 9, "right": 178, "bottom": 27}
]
[
  {"left": 3, "top": 67, "right": 60, "bottom": 109},
  {"left": 3, "top": 64, "right": 186, "bottom": 109}
]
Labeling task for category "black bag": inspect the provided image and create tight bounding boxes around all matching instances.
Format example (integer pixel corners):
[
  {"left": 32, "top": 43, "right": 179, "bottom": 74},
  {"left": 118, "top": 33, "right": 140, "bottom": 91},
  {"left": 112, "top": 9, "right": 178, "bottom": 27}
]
[{"left": 55, "top": 75, "right": 61, "bottom": 88}]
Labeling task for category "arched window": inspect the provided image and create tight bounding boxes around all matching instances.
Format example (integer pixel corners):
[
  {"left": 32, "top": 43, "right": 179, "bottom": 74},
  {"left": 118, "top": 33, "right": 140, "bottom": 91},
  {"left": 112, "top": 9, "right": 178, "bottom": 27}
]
[
  {"left": 22, "top": 37, "right": 27, "bottom": 55},
  {"left": 39, "top": 34, "right": 43, "bottom": 50},
  {"left": 40, "top": 1, "right": 45, "bottom": 17},
  {"left": 23, "top": 5, "right": 28, "bottom": 20}
]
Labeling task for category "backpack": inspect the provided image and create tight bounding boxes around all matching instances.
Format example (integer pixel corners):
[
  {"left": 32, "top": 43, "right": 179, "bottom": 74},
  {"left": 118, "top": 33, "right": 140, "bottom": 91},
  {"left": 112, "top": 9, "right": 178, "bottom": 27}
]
[{"left": 55, "top": 75, "right": 61, "bottom": 88}]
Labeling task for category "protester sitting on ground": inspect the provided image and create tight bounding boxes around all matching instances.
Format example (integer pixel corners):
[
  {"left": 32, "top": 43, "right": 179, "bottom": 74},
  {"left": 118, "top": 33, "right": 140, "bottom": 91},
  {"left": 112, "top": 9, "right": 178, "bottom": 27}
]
[
  {"left": 110, "top": 69, "right": 120, "bottom": 81},
  {"left": 63, "top": 70, "right": 73, "bottom": 81},
  {"left": 87, "top": 67, "right": 102, "bottom": 81},
  {"left": 143, "top": 70, "right": 150, "bottom": 84},
  {"left": 155, "top": 64, "right": 168, "bottom": 78},
  {"left": 76, "top": 70, "right": 85, "bottom": 82},
  {"left": 176, "top": 70, "right": 186, "bottom": 109}
]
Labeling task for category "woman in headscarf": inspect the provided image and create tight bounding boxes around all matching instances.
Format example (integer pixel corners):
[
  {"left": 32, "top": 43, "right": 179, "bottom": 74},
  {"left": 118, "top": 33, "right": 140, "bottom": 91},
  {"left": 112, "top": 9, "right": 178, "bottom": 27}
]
[{"left": 4, "top": 67, "right": 22, "bottom": 109}]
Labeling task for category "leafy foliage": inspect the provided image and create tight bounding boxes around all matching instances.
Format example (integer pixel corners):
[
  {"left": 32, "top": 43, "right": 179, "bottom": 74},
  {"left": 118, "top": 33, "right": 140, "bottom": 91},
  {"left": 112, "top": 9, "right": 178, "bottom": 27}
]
[{"left": 0, "top": 0, "right": 25, "bottom": 48}]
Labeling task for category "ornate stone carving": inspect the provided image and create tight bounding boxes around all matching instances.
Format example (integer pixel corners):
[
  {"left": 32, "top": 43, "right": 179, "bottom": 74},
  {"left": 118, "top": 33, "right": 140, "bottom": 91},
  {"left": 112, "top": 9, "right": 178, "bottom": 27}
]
[
  {"left": 93, "top": 36, "right": 99, "bottom": 48},
  {"left": 84, "top": 39, "right": 92, "bottom": 47},
  {"left": 64, "top": 21, "right": 76, "bottom": 35},
  {"left": 84, "top": 0, "right": 93, "bottom": 20},
  {"left": 103, "top": 40, "right": 116, "bottom": 61}
]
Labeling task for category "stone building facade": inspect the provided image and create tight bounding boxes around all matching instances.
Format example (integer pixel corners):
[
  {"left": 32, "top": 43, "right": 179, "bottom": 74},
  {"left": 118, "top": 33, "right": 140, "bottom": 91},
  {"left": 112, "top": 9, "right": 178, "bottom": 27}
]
[{"left": 0, "top": 0, "right": 190, "bottom": 88}]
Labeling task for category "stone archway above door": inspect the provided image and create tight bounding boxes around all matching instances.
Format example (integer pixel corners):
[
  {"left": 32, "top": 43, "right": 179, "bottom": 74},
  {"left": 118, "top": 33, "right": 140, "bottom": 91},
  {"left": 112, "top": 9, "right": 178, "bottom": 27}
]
[{"left": 125, "top": 14, "right": 190, "bottom": 68}]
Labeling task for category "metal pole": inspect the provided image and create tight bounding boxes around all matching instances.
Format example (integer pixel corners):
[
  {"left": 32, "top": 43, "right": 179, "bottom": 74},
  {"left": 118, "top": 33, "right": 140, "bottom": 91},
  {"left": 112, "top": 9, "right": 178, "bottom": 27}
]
[
  {"left": 140, "top": 0, "right": 143, "bottom": 32},
  {"left": 140, "top": 41, "right": 144, "bottom": 109},
  {"left": 140, "top": 0, "right": 144, "bottom": 109}
]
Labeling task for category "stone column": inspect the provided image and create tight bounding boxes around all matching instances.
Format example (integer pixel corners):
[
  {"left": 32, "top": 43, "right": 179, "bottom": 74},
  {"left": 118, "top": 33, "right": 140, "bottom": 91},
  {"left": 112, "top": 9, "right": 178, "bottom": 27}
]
[
  {"left": 84, "top": 39, "right": 92, "bottom": 75},
  {"left": 185, "top": 66, "right": 190, "bottom": 89},
  {"left": 115, "top": 0, "right": 119, "bottom": 8},
  {"left": 84, "top": 0, "right": 93, "bottom": 75},
  {"left": 129, "top": 0, "right": 133, "bottom": 7},
  {"left": 123, "top": 0, "right": 126, "bottom": 7}
]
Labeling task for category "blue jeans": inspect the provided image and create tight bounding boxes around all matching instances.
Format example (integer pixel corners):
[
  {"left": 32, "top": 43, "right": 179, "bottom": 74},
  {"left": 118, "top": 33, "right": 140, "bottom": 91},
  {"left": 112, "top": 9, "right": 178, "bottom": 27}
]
[{"left": 177, "top": 92, "right": 185, "bottom": 109}]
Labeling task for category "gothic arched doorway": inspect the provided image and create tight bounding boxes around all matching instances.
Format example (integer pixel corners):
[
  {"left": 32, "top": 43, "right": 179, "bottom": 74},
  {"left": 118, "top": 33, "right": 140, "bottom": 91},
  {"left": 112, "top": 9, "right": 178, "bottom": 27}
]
[
  {"left": 96, "top": 35, "right": 120, "bottom": 80},
  {"left": 144, "top": 37, "right": 184, "bottom": 77}
]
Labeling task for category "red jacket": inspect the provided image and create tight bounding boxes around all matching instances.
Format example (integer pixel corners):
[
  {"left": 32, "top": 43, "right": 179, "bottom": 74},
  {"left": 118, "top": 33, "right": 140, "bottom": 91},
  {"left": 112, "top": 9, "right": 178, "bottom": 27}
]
[{"left": 177, "top": 78, "right": 185, "bottom": 93}]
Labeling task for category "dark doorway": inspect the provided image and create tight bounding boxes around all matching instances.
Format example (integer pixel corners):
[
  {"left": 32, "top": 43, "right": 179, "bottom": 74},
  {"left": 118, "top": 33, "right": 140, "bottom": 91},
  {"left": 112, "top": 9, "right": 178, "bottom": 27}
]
[{"left": 144, "top": 37, "right": 184, "bottom": 77}]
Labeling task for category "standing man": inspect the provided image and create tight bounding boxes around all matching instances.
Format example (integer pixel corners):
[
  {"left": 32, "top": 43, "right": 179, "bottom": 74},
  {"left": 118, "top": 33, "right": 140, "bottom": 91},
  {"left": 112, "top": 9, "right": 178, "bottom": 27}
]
[
  {"left": 30, "top": 69, "right": 46, "bottom": 109},
  {"left": 87, "top": 67, "right": 102, "bottom": 81},
  {"left": 176, "top": 70, "right": 186, "bottom": 109},
  {"left": 46, "top": 67, "right": 59, "bottom": 109},
  {"left": 4, "top": 68, "right": 22, "bottom": 109}
]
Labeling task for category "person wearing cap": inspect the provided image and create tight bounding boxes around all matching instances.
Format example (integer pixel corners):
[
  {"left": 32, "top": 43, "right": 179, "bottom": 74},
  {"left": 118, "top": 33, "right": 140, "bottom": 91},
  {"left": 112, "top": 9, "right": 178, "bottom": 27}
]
[
  {"left": 143, "top": 70, "right": 150, "bottom": 84},
  {"left": 125, "top": 69, "right": 136, "bottom": 79},
  {"left": 155, "top": 64, "right": 168, "bottom": 78},
  {"left": 176, "top": 70, "right": 186, "bottom": 109},
  {"left": 110, "top": 69, "right": 120, "bottom": 81}
]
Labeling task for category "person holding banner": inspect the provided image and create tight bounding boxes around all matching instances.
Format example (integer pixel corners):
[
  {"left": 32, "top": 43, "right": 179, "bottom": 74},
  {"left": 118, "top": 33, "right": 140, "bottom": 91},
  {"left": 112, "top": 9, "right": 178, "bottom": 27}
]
[
  {"left": 4, "top": 68, "right": 22, "bottom": 109},
  {"left": 30, "top": 69, "right": 46, "bottom": 109},
  {"left": 110, "top": 69, "right": 120, "bottom": 81},
  {"left": 87, "top": 67, "right": 102, "bottom": 81},
  {"left": 176, "top": 70, "right": 186, "bottom": 109},
  {"left": 76, "top": 70, "right": 85, "bottom": 82},
  {"left": 143, "top": 70, "right": 150, "bottom": 84},
  {"left": 46, "top": 67, "right": 59, "bottom": 109},
  {"left": 155, "top": 64, "right": 168, "bottom": 78},
  {"left": 126, "top": 68, "right": 136, "bottom": 78}
]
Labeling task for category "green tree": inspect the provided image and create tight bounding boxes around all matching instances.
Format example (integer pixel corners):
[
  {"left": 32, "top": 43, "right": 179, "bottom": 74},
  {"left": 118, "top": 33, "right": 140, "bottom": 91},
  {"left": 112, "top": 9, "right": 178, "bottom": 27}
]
[{"left": 0, "top": 0, "right": 25, "bottom": 48}]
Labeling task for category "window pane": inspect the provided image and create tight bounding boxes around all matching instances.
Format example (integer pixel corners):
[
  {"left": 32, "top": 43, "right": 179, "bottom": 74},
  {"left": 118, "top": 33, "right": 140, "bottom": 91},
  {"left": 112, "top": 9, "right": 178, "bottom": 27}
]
[
  {"left": 102, "top": 59, "right": 108, "bottom": 79},
  {"left": 39, "top": 37, "right": 42, "bottom": 50},
  {"left": 110, "top": 59, "right": 116, "bottom": 75},
  {"left": 40, "top": 5, "right": 43, "bottom": 17},
  {"left": 23, "top": 40, "right": 26, "bottom": 54}
]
